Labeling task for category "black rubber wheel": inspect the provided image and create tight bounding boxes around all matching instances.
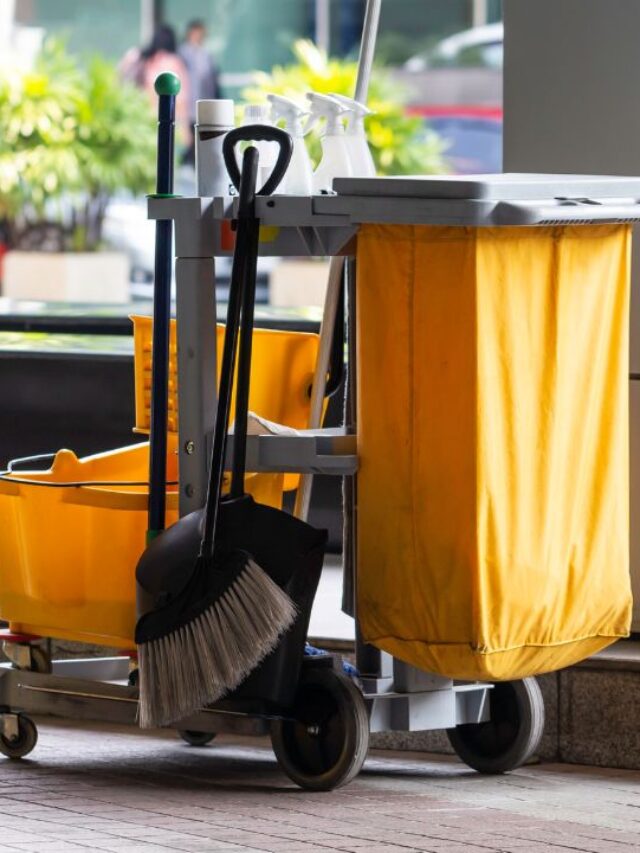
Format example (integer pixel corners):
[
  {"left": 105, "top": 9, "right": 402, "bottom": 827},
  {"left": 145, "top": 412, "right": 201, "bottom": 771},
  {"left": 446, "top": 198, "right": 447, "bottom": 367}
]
[
  {"left": 0, "top": 715, "right": 38, "bottom": 759},
  {"left": 128, "top": 668, "right": 139, "bottom": 687},
  {"left": 270, "top": 667, "right": 369, "bottom": 791},
  {"left": 178, "top": 730, "right": 217, "bottom": 747},
  {"left": 447, "top": 677, "right": 545, "bottom": 774}
]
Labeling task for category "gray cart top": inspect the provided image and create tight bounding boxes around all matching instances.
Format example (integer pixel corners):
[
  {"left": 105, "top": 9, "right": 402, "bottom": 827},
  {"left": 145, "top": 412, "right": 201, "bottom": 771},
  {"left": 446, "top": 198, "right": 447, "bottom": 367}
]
[
  {"left": 315, "top": 172, "right": 640, "bottom": 228},
  {"left": 333, "top": 173, "right": 640, "bottom": 201}
]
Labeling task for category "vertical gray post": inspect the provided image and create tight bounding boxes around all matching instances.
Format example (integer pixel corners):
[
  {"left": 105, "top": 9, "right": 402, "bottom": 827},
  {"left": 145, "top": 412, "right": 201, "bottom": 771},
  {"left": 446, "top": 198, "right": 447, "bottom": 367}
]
[
  {"left": 175, "top": 256, "right": 217, "bottom": 516},
  {"left": 354, "top": 0, "right": 382, "bottom": 104},
  {"left": 315, "top": 0, "right": 331, "bottom": 54},
  {"left": 503, "top": 0, "right": 640, "bottom": 629}
]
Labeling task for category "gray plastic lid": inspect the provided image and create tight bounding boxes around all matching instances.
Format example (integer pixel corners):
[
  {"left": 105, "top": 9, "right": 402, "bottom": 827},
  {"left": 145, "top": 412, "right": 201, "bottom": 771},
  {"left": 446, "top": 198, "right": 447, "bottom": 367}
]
[{"left": 333, "top": 173, "right": 640, "bottom": 201}]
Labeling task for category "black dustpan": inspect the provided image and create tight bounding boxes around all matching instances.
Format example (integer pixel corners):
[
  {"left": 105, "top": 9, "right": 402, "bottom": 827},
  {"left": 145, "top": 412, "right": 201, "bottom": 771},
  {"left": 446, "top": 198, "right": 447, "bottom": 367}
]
[{"left": 136, "top": 126, "right": 327, "bottom": 725}]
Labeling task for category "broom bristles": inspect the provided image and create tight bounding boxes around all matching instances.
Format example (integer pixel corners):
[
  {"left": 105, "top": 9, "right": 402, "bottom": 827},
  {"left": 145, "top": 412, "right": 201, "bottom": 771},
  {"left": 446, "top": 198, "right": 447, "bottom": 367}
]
[{"left": 137, "top": 557, "right": 297, "bottom": 728}]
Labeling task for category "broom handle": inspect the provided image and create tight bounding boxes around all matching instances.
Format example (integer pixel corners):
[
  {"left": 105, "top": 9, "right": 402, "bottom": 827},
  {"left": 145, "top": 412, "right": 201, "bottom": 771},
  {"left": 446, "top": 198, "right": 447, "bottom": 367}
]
[
  {"left": 229, "top": 212, "right": 260, "bottom": 498},
  {"left": 200, "top": 147, "right": 259, "bottom": 559},
  {"left": 222, "top": 127, "right": 293, "bottom": 500},
  {"left": 147, "top": 73, "right": 180, "bottom": 540}
]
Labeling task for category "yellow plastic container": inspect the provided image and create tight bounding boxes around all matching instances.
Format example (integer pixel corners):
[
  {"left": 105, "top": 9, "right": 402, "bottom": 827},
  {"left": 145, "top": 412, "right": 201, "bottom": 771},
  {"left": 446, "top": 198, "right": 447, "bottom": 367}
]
[
  {"left": 131, "top": 316, "right": 318, "bottom": 489},
  {"left": 0, "top": 321, "right": 319, "bottom": 648}
]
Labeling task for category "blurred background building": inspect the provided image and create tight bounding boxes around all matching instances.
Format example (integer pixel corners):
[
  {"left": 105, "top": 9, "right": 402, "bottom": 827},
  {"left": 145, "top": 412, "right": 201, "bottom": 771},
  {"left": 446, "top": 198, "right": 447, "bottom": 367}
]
[
  {"left": 6, "top": 0, "right": 503, "bottom": 176},
  {"left": 0, "top": 0, "right": 503, "bottom": 307}
]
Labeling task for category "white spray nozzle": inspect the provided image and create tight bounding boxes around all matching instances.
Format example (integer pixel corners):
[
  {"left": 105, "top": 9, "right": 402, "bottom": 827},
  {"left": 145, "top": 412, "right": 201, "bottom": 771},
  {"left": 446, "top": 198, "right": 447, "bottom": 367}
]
[
  {"left": 267, "top": 94, "right": 308, "bottom": 135},
  {"left": 268, "top": 94, "right": 306, "bottom": 119},
  {"left": 329, "top": 94, "right": 373, "bottom": 132},
  {"left": 305, "top": 92, "right": 347, "bottom": 135}
]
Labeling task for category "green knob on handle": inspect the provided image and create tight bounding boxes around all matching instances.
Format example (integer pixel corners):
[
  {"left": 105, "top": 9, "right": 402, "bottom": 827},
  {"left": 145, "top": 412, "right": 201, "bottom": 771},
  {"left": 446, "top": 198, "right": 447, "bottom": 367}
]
[{"left": 154, "top": 72, "right": 181, "bottom": 97}]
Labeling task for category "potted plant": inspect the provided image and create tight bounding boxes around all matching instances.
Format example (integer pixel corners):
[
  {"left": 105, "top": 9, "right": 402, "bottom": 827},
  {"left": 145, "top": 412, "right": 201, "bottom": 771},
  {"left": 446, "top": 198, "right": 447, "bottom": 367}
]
[
  {"left": 0, "top": 40, "right": 156, "bottom": 303},
  {"left": 241, "top": 40, "right": 448, "bottom": 308}
]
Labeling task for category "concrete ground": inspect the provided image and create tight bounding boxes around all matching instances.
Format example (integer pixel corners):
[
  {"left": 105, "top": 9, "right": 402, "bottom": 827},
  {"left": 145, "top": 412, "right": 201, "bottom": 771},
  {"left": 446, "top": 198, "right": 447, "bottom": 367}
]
[{"left": 0, "top": 721, "right": 637, "bottom": 853}]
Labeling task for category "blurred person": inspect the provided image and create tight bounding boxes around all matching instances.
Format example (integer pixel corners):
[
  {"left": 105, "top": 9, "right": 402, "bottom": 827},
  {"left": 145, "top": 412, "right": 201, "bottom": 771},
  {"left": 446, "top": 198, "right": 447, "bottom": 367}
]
[
  {"left": 179, "top": 19, "right": 221, "bottom": 163},
  {"left": 119, "top": 25, "right": 191, "bottom": 144}
]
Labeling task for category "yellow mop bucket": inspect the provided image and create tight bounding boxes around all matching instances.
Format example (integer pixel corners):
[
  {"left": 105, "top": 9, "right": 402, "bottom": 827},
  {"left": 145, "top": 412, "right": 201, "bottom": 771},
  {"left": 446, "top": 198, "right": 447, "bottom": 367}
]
[
  {"left": 356, "top": 223, "right": 633, "bottom": 681},
  {"left": 0, "top": 321, "right": 319, "bottom": 648},
  {"left": 131, "top": 315, "right": 318, "bottom": 490}
]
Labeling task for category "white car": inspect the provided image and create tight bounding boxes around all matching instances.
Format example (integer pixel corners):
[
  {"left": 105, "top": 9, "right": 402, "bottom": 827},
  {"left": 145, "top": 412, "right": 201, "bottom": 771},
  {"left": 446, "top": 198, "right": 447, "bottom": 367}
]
[{"left": 404, "top": 22, "right": 503, "bottom": 73}]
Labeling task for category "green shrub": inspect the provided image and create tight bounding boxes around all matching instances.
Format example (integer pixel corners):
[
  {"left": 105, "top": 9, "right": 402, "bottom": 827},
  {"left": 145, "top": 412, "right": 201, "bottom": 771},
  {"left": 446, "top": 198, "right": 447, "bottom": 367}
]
[{"left": 0, "top": 40, "right": 156, "bottom": 251}]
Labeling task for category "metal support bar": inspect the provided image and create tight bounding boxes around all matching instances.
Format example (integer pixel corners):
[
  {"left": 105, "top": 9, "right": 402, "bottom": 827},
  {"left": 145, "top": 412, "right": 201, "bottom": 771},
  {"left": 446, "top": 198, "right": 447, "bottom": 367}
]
[
  {"left": 0, "top": 668, "right": 269, "bottom": 736},
  {"left": 175, "top": 257, "right": 217, "bottom": 515},
  {"left": 227, "top": 430, "right": 357, "bottom": 475}
]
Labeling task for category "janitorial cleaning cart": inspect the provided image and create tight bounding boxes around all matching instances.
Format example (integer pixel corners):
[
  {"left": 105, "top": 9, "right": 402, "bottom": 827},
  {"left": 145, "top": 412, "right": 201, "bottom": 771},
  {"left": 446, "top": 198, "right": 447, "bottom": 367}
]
[{"left": 0, "top": 0, "right": 637, "bottom": 789}]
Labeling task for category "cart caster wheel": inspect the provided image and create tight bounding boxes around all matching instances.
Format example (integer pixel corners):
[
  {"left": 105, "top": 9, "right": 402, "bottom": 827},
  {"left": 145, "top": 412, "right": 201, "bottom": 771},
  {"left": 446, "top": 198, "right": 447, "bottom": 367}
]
[
  {"left": 28, "top": 646, "right": 51, "bottom": 674},
  {"left": 6, "top": 644, "right": 51, "bottom": 674},
  {"left": 128, "top": 668, "right": 139, "bottom": 687},
  {"left": 0, "top": 715, "right": 38, "bottom": 759},
  {"left": 178, "top": 730, "right": 217, "bottom": 747},
  {"left": 447, "top": 677, "right": 545, "bottom": 774},
  {"left": 270, "top": 667, "right": 369, "bottom": 791}
]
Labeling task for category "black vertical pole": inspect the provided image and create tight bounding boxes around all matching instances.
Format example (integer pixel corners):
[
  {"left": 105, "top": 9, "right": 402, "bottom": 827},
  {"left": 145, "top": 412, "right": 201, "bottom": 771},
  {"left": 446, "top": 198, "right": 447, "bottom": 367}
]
[{"left": 147, "top": 72, "right": 180, "bottom": 541}]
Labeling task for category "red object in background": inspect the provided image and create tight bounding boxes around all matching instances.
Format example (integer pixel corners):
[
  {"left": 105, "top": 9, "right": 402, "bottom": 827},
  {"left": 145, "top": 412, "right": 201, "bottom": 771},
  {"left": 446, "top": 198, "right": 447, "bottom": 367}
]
[
  {"left": 0, "top": 240, "right": 8, "bottom": 282},
  {"left": 407, "top": 104, "right": 503, "bottom": 120}
]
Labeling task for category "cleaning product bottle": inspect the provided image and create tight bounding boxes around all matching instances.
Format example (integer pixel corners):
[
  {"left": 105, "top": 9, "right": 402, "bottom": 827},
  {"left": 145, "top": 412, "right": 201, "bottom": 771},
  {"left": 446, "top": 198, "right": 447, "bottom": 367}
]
[
  {"left": 241, "top": 103, "right": 276, "bottom": 189},
  {"left": 306, "top": 93, "right": 352, "bottom": 194},
  {"left": 195, "top": 99, "right": 236, "bottom": 197},
  {"left": 330, "top": 94, "right": 376, "bottom": 178},
  {"left": 267, "top": 94, "right": 313, "bottom": 195}
]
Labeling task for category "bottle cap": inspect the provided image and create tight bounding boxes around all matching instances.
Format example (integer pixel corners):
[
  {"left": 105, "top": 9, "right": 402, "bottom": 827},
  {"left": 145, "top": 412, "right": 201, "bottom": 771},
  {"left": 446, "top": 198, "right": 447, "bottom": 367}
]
[
  {"left": 196, "top": 99, "right": 235, "bottom": 127},
  {"left": 243, "top": 103, "right": 271, "bottom": 122}
]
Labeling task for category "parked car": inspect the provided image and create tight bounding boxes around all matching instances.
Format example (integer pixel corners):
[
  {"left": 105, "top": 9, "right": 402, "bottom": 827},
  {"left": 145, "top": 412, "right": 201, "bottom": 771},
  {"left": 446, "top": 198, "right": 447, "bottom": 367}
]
[{"left": 404, "top": 22, "right": 504, "bottom": 73}]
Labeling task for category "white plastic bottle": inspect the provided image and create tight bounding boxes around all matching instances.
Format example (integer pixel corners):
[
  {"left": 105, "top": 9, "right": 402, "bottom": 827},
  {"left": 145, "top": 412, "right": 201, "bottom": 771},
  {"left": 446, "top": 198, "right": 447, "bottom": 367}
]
[
  {"left": 241, "top": 103, "right": 277, "bottom": 188},
  {"left": 306, "top": 93, "right": 352, "bottom": 194},
  {"left": 330, "top": 94, "right": 376, "bottom": 178},
  {"left": 195, "top": 99, "right": 235, "bottom": 197},
  {"left": 267, "top": 94, "right": 313, "bottom": 195}
]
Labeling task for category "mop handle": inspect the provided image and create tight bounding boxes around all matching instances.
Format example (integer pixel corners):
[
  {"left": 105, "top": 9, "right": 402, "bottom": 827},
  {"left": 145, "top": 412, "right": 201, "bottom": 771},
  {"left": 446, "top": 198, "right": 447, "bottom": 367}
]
[
  {"left": 293, "top": 0, "right": 381, "bottom": 522},
  {"left": 147, "top": 73, "right": 180, "bottom": 540}
]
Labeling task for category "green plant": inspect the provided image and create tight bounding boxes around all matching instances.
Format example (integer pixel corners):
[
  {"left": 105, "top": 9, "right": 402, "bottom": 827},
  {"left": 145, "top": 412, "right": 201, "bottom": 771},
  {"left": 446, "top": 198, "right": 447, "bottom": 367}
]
[
  {"left": 0, "top": 40, "right": 156, "bottom": 252},
  {"left": 242, "top": 40, "right": 447, "bottom": 176}
]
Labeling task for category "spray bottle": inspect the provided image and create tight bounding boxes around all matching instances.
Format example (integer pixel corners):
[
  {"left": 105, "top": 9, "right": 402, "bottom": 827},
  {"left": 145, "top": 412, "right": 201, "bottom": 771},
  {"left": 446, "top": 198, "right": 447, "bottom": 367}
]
[
  {"left": 330, "top": 94, "right": 376, "bottom": 178},
  {"left": 267, "top": 94, "right": 313, "bottom": 195},
  {"left": 306, "top": 93, "right": 352, "bottom": 193}
]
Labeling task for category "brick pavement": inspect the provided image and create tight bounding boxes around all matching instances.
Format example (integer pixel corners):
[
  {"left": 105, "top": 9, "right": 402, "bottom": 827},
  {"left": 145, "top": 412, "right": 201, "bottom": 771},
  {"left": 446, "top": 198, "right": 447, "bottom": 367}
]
[{"left": 0, "top": 720, "right": 636, "bottom": 853}]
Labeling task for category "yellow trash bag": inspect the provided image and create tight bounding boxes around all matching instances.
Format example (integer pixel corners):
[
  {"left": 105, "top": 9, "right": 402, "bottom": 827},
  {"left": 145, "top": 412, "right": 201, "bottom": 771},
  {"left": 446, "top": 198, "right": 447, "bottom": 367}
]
[{"left": 356, "top": 223, "right": 632, "bottom": 681}]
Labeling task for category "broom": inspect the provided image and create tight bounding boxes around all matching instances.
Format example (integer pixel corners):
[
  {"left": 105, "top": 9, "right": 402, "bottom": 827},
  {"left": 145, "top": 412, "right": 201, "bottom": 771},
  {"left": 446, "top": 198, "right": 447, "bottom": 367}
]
[{"left": 136, "top": 137, "right": 298, "bottom": 728}]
